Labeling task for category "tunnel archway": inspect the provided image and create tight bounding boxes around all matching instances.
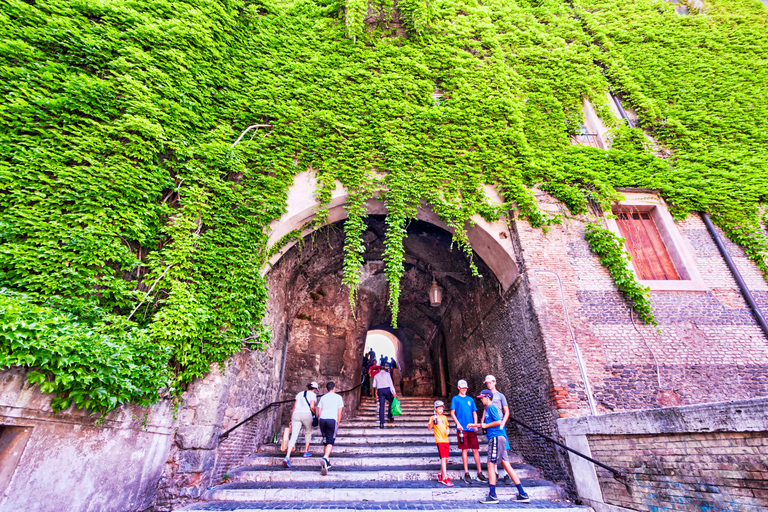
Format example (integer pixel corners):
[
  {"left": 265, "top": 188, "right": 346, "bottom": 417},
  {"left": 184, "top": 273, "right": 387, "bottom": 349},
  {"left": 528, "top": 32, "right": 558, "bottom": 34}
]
[{"left": 261, "top": 203, "right": 568, "bottom": 485}]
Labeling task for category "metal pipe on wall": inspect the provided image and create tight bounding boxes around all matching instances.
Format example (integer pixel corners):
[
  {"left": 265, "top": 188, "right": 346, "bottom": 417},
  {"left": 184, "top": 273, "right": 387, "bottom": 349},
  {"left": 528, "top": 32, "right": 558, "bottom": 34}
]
[
  {"left": 701, "top": 213, "right": 768, "bottom": 340},
  {"left": 527, "top": 269, "right": 598, "bottom": 415}
]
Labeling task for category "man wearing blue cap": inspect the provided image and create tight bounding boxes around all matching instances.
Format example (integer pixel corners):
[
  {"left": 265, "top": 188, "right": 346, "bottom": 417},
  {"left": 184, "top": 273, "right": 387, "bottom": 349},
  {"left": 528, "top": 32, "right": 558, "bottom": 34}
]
[{"left": 469, "top": 389, "right": 530, "bottom": 504}]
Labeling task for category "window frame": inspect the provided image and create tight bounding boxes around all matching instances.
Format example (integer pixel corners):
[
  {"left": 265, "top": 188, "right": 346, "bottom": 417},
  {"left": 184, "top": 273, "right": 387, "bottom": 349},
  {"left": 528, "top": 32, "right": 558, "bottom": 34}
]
[{"left": 604, "top": 191, "right": 707, "bottom": 291}]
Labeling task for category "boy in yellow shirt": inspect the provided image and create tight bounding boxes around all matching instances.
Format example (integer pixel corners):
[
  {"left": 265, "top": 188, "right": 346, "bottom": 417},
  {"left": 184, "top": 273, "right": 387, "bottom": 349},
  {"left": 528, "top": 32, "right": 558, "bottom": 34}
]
[{"left": 427, "top": 400, "right": 454, "bottom": 486}]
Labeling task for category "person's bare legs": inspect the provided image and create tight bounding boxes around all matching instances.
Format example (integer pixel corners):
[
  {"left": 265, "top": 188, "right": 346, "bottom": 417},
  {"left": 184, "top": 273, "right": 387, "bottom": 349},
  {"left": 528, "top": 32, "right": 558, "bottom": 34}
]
[
  {"left": 501, "top": 460, "right": 522, "bottom": 484},
  {"left": 303, "top": 441, "right": 310, "bottom": 454},
  {"left": 487, "top": 459, "right": 497, "bottom": 486},
  {"left": 472, "top": 449, "right": 483, "bottom": 474},
  {"left": 441, "top": 457, "right": 449, "bottom": 480},
  {"left": 323, "top": 444, "right": 332, "bottom": 459},
  {"left": 461, "top": 449, "right": 469, "bottom": 474}
]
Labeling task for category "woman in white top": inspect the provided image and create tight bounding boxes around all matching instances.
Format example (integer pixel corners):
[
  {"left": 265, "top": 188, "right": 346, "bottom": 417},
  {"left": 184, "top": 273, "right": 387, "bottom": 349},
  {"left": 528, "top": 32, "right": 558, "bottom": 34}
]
[{"left": 284, "top": 381, "right": 319, "bottom": 467}]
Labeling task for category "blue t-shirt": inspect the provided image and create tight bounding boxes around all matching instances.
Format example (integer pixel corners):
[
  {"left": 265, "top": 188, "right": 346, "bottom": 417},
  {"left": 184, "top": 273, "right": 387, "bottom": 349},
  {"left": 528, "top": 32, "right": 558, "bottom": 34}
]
[
  {"left": 450, "top": 394, "right": 477, "bottom": 430},
  {"left": 483, "top": 404, "right": 505, "bottom": 440}
]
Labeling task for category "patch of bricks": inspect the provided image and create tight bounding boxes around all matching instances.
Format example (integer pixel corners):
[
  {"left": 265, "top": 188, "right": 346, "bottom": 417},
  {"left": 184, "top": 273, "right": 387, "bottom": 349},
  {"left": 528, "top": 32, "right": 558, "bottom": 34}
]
[{"left": 588, "top": 431, "right": 768, "bottom": 512}]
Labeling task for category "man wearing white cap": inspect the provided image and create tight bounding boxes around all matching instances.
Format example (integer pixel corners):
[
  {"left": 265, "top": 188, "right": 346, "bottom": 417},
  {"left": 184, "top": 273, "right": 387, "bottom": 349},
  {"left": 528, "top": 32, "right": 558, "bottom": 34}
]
[
  {"left": 284, "top": 381, "right": 319, "bottom": 467},
  {"left": 450, "top": 379, "right": 487, "bottom": 484}
]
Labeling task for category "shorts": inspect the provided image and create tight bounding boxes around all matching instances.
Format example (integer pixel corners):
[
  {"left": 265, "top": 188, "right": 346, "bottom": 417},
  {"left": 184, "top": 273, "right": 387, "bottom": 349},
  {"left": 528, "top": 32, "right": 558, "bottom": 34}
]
[
  {"left": 319, "top": 418, "right": 338, "bottom": 446},
  {"left": 457, "top": 430, "right": 480, "bottom": 450},
  {"left": 487, "top": 436, "right": 509, "bottom": 465},
  {"left": 436, "top": 442, "right": 450, "bottom": 459}
]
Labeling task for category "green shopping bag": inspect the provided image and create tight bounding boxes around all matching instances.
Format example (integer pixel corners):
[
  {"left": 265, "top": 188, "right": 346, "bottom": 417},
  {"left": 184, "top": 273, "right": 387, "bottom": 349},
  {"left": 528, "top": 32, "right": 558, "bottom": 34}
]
[{"left": 391, "top": 397, "right": 403, "bottom": 416}]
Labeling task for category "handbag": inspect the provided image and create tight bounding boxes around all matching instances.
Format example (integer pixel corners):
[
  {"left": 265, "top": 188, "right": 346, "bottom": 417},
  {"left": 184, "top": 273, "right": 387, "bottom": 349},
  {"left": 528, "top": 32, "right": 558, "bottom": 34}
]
[
  {"left": 391, "top": 396, "right": 403, "bottom": 416},
  {"left": 305, "top": 391, "right": 319, "bottom": 427}
]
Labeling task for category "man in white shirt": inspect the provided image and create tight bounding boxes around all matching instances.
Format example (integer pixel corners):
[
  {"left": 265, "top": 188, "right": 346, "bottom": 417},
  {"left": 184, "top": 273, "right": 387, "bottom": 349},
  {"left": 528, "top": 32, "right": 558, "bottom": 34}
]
[
  {"left": 373, "top": 367, "right": 397, "bottom": 428},
  {"left": 316, "top": 381, "right": 344, "bottom": 475}
]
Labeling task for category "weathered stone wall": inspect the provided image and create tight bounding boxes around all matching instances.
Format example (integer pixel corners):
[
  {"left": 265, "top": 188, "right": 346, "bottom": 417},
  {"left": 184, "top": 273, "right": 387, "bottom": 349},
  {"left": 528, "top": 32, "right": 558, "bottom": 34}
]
[
  {"left": 558, "top": 397, "right": 768, "bottom": 512},
  {"left": 0, "top": 368, "right": 174, "bottom": 512},
  {"left": 154, "top": 344, "right": 287, "bottom": 510}
]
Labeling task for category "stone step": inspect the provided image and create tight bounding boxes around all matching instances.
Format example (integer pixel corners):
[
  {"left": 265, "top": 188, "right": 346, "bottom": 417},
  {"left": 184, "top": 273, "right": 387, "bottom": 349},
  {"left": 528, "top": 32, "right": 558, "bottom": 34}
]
[
  {"left": 202, "top": 479, "right": 564, "bottom": 502},
  {"left": 355, "top": 411, "right": 442, "bottom": 418},
  {"left": 230, "top": 465, "right": 540, "bottom": 483},
  {"left": 182, "top": 499, "right": 588, "bottom": 511},
  {"left": 277, "top": 427, "right": 455, "bottom": 443},
  {"left": 257, "top": 443, "right": 487, "bottom": 456},
  {"left": 342, "top": 419, "right": 429, "bottom": 427},
  {"left": 245, "top": 453, "right": 524, "bottom": 468},
  {"left": 308, "top": 427, "right": 482, "bottom": 437}
]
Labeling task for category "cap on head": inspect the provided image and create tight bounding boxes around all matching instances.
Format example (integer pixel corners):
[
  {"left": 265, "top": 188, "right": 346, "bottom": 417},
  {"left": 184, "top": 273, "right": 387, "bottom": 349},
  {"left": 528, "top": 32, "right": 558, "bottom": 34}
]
[
  {"left": 484, "top": 375, "right": 496, "bottom": 383},
  {"left": 310, "top": 381, "right": 319, "bottom": 390},
  {"left": 457, "top": 379, "right": 468, "bottom": 388},
  {"left": 434, "top": 400, "right": 445, "bottom": 408},
  {"left": 476, "top": 389, "right": 494, "bottom": 399}
]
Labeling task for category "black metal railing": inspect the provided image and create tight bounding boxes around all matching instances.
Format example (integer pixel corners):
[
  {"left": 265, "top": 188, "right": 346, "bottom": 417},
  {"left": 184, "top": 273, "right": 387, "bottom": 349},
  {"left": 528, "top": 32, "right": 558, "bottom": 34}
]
[
  {"left": 506, "top": 416, "right": 625, "bottom": 480},
  {"left": 218, "top": 381, "right": 363, "bottom": 442},
  {"left": 445, "top": 383, "right": 624, "bottom": 479}
]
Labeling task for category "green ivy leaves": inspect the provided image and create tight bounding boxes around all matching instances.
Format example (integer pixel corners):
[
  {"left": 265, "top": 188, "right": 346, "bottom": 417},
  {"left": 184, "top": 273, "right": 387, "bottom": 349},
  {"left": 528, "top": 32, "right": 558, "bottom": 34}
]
[
  {"left": 584, "top": 224, "right": 655, "bottom": 325},
  {"left": 1, "top": 0, "right": 767, "bottom": 415}
]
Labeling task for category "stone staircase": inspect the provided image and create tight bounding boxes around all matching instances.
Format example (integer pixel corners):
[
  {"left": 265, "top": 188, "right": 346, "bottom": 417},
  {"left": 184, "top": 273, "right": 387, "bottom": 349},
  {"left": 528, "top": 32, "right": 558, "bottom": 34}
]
[{"left": 181, "top": 396, "right": 588, "bottom": 511}]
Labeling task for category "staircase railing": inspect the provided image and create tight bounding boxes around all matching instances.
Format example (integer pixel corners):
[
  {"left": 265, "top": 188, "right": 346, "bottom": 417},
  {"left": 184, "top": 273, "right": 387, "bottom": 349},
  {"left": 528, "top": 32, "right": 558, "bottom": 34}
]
[
  {"left": 218, "top": 381, "right": 363, "bottom": 443},
  {"left": 445, "top": 383, "right": 625, "bottom": 480},
  {"left": 506, "top": 416, "right": 625, "bottom": 480}
]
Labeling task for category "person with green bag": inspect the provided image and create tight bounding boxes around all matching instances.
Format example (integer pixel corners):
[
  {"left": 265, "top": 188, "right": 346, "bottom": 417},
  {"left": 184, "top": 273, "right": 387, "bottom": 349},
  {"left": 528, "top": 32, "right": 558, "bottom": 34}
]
[{"left": 372, "top": 367, "right": 397, "bottom": 428}]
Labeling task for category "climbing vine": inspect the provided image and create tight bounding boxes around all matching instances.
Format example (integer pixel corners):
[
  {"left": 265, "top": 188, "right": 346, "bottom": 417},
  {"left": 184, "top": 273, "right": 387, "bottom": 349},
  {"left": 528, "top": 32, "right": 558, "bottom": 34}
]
[
  {"left": 0, "top": 0, "right": 766, "bottom": 413},
  {"left": 583, "top": 224, "right": 655, "bottom": 325}
]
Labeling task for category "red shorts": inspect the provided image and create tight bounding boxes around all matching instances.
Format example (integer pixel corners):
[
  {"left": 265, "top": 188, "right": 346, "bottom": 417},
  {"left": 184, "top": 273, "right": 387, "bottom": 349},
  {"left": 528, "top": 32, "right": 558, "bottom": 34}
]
[
  {"left": 457, "top": 430, "right": 480, "bottom": 450},
  {"left": 436, "top": 442, "right": 450, "bottom": 459}
]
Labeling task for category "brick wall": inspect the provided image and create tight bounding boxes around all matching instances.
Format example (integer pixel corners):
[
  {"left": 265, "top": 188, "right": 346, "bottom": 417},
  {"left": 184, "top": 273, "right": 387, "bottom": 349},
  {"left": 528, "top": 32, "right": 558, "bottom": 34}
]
[
  {"left": 515, "top": 193, "right": 768, "bottom": 419},
  {"left": 588, "top": 431, "right": 768, "bottom": 512}
]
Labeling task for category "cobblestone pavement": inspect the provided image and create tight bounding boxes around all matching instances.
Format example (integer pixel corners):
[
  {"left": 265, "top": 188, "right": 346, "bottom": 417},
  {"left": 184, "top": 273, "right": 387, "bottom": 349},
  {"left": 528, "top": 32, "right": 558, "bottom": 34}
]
[{"left": 184, "top": 499, "right": 585, "bottom": 510}]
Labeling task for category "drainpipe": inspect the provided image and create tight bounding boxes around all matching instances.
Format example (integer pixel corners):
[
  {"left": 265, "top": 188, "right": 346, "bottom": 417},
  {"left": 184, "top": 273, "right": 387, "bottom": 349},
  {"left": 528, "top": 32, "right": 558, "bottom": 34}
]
[
  {"left": 701, "top": 213, "right": 768, "bottom": 339},
  {"left": 610, "top": 91, "right": 634, "bottom": 129},
  {"left": 527, "top": 269, "right": 598, "bottom": 416}
]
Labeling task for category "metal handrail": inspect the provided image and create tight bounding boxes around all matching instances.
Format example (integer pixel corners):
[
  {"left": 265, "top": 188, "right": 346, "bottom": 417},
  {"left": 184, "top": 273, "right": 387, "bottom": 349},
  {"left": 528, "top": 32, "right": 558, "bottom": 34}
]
[
  {"left": 218, "top": 382, "right": 363, "bottom": 442},
  {"left": 446, "top": 382, "right": 624, "bottom": 478},
  {"left": 507, "top": 416, "right": 625, "bottom": 479}
]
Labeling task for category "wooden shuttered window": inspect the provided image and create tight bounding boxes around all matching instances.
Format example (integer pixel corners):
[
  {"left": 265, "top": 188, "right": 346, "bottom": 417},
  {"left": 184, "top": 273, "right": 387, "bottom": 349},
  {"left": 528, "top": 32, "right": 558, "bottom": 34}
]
[{"left": 615, "top": 211, "right": 680, "bottom": 281}]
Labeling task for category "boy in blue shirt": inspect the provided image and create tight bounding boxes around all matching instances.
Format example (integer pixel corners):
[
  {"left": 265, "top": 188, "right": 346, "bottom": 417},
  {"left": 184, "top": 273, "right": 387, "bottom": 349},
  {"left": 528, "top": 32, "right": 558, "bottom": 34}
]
[
  {"left": 450, "top": 379, "right": 487, "bottom": 484},
  {"left": 469, "top": 390, "right": 530, "bottom": 504}
]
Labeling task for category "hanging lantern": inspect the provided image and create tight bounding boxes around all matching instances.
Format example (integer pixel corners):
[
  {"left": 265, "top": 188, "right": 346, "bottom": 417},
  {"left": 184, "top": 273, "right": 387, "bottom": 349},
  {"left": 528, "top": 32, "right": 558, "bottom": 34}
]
[{"left": 429, "top": 278, "right": 443, "bottom": 307}]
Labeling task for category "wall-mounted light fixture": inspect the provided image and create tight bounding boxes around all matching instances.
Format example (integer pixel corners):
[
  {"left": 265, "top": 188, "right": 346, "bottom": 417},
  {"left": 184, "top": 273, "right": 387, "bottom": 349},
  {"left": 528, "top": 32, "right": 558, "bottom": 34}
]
[{"left": 429, "top": 278, "right": 443, "bottom": 307}]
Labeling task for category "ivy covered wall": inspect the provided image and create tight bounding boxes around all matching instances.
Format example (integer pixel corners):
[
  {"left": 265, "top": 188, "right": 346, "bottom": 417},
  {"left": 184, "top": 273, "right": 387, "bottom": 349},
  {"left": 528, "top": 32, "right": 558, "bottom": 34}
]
[{"left": 1, "top": 0, "right": 766, "bottom": 414}]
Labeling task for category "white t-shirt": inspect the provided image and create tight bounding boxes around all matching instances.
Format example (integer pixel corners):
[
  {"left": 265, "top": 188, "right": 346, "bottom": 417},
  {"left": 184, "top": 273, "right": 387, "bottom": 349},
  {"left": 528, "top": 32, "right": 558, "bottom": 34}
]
[
  {"left": 294, "top": 390, "right": 317, "bottom": 413},
  {"left": 317, "top": 392, "right": 344, "bottom": 420},
  {"left": 372, "top": 371, "right": 395, "bottom": 390}
]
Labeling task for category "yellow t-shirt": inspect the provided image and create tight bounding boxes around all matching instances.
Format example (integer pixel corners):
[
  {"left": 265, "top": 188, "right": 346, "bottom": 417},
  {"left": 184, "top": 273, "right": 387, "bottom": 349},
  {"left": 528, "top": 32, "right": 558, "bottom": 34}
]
[{"left": 428, "top": 414, "right": 449, "bottom": 443}]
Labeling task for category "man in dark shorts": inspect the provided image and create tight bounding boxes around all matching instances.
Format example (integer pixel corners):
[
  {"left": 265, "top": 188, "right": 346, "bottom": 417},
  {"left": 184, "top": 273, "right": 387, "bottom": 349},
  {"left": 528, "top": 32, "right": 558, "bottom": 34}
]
[
  {"left": 450, "top": 379, "right": 487, "bottom": 484},
  {"left": 316, "top": 381, "right": 344, "bottom": 476}
]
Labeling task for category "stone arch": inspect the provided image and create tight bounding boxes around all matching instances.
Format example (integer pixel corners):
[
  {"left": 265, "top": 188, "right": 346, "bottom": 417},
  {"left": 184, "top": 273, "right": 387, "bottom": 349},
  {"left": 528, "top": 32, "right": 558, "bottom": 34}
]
[{"left": 265, "top": 171, "right": 519, "bottom": 290}]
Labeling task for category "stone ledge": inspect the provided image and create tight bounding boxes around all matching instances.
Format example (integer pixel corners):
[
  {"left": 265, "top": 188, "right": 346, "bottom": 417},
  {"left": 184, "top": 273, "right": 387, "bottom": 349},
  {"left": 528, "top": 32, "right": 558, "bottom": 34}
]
[{"left": 557, "top": 397, "right": 768, "bottom": 436}]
